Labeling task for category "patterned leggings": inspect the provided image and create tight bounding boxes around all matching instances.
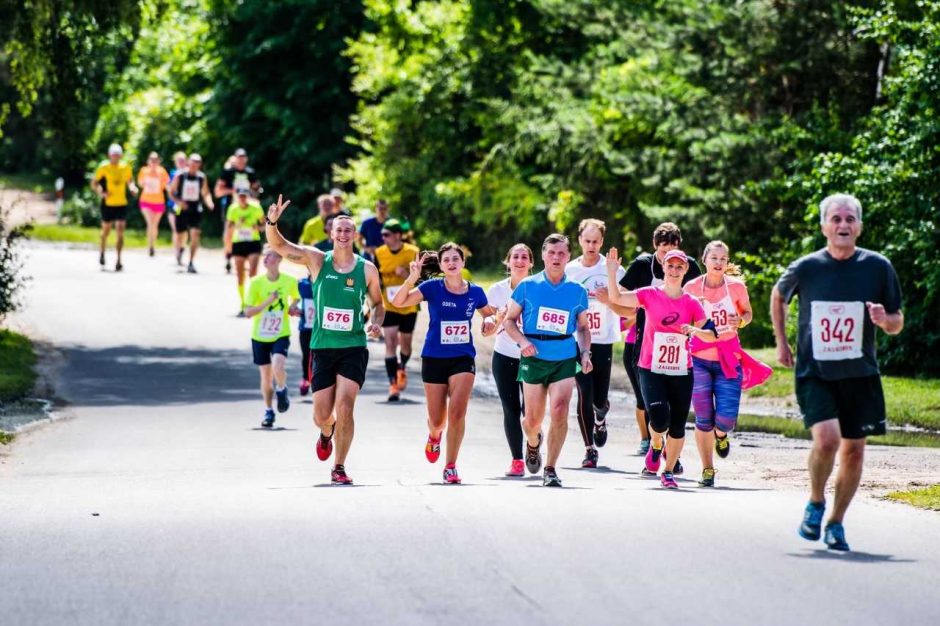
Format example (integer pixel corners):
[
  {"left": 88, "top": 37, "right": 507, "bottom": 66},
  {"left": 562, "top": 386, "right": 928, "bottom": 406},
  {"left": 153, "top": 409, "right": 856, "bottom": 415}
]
[{"left": 691, "top": 356, "right": 742, "bottom": 433}]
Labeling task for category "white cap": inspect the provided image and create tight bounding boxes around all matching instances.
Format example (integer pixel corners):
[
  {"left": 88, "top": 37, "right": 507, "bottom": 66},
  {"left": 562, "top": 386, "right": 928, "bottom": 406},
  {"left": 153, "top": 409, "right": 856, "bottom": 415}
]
[
  {"left": 108, "top": 143, "right": 123, "bottom": 156},
  {"left": 330, "top": 187, "right": 344, "bottom": 197}
]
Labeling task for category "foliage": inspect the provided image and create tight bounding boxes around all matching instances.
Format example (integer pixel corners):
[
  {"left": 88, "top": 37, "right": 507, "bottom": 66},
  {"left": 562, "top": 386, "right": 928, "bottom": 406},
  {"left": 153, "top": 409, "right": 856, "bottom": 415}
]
[
  {"left": 886, "top": 484, "right": 940, "bottom": 510},
  {"left": 0, "top": 329, "right": 37, "bottom": 404},
  {"left": 0, "top": 202, "right": 29, "bottom": 318}
]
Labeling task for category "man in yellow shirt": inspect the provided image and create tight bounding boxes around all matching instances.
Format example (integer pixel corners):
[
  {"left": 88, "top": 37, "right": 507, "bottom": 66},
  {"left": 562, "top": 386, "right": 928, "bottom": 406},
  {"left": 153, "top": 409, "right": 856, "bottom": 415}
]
[
  {"left": 90, "top": 143, "right": 138, "bottom": 271},
  {"left": 299, "top": 194, "right": 336, "bottom": 246},
  {"left": 374, "top": 219, "right": 420, "bottom": 400}
]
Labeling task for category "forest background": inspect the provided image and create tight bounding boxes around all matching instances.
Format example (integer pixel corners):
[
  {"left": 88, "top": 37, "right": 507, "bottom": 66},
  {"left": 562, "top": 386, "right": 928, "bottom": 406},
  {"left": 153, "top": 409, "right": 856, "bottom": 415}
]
[{"left": 1, "top": 0, "right": 938, "bottom": 373}]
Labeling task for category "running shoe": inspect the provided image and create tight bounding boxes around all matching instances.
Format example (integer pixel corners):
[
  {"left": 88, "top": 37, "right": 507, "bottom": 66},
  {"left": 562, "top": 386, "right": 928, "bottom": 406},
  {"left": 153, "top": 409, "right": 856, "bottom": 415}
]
[
  {"left": 673, "top": 458, "right": 684, "bottom": 476},
  {"left": 187, "top": 262, "right": 197, "bottom": 274},
  {"left": 593, "top": 401, "right": 610, "bottom": 447},
  {"left": 798, "top": 500, "right": 826, "bottom": 541},
  {"left": 299, "top": 379, "right": 310, "bottom": 396},
  {"left": 636, "top": 438, "right": 651, "bottom": 456},
  {"left": 543, "top": 466, "right": 562, "bottom": 487},
  {"left": 581, "top": 447, "right": 599, "bottom": 468},
  {"left": 715, "top": 433, "right": 731, "bottom": 459},
  {"left": 99, "top": 252, "right": 105, "bottom": 266},
  {"left": 261, "top": 409, "right": 275, "bottom": 429},
  {"left": 698, "top": 467, "right": 716, "bottom": 487},
  {"left": 396, "top": 367, "right": 408, "bottom": 391},
  {"left": 225, "top": 259, "right": 232, "bottom": 274},
  {"left": 115, "top": 262, "right": 123, "bottom": 272},
  {"left": 443, "top": 464, "right": 461, "bottom": 484},
  {"left": 505, "top": 459, "right": 525, "bottom": 477},
  {"left": 148, "top": 247, "right": 155, "bottom": 257},
  {"left": 275, "top": 386, "right": 290, "bottom": 413},
  {"left": 660, "top": 471, "right": 678, "bottom": 489},
  {"left": 425, "top": 434, "right": 441, "bottom": 463},
  {"left": 236, "top": 310, "right": 246, "bottom": 318},
  {"left": 645, "top": 443, "right": 663, "bottom": 473},
  {"left": 176, "top": 248, "right": 183, "bottom": 266},
  {"left": 331, "top": 465, "right": 353, "bottom": 485},
  {"left": 824, "top": 522, "right": 850, "bottom": 552},
  {"left": 525, "top": 433, "right": 543, "bottom": 475},
  {"left": 387, "top": 383, "right": 400, "bottom": 402},
  {"left": 316, "top": 424, "right": 335, "bottom": 461}
]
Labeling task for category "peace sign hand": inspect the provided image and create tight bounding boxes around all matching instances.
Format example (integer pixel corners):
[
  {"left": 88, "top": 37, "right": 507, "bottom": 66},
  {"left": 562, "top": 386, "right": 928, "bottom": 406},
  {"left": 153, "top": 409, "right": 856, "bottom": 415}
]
[
  {"left": 407, "top": 253, "right": 428, "bottom": 283},
  {"left": 266, "top": 194, "right": 292, "bottom": 224}
]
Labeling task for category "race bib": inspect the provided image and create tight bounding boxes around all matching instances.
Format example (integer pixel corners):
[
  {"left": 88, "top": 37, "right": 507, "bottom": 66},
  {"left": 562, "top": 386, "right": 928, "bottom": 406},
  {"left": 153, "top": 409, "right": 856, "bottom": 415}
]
[
  {"left": 386, "top": 285, "right": 401, "bottom": 303},
  {"left": 143, "top": 177, "right": 162, "bottom": 195},
  {"left": 302, "top": 298, "right": 315, "bottom": 328},
  {"left": 811, "top": 301, "right": 863, "bottom": 361},
  {"left": 535, "top": 306, "right": 569, "bottom": 334},
  {"left": 181, "top": 179, "right": 201, "bottom": 202},
  {"left": 705, "top": 296, "right": 735, "bottom": 335},
  {"left": 587, "top": 300, "right": 610, "bottom": 339},
  {"left": 440, "top": 320, "right": 470, "bottom": 344},
  {"left": 651, "top": 332, "right": 688, "bottom": 375},
  {"left": 322, "top": 306, "right": 354, "bottom": 332},
  {"left": 258, "top": 310, "right": 283, "bottom": 339},
  {"left": 234, "top": 228, "right": 255, "bottom": 243}
]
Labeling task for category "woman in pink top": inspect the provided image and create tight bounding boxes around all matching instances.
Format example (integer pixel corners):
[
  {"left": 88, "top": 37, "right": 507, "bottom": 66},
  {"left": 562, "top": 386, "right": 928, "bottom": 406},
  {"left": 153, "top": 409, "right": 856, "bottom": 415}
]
[
  {"left": 683, "top": 241, "right": 753, "bottom": 487},
  {"left": 606, "top": 248, "right": 716, "bottom": 489}
]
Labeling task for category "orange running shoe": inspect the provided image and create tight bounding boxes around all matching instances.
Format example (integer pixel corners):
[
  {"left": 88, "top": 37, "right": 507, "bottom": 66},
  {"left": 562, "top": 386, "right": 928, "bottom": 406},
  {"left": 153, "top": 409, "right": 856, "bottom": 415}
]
[
  {"left": 396, "top": 367, "right": 408, "bottom": 391},
  {"left": 388, "top": 383, "right": 400, "bottom": 402}
]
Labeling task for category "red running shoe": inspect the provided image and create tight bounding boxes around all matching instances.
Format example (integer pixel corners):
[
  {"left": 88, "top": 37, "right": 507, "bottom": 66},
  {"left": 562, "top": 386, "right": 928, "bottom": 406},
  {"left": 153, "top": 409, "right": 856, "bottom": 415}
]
[
  {"left": 505, "top": 459, "right": 525, "bottom": 477},
  {"left": 425, "top": 434, "right": 441, "bottom": 463},
  {"left": 316, "top": 424, "right": 335, "bottom": 461},
  {"left": 331, "top": 465, "right": 353, "bottom": 485},
  {"left": 443, "top": 464, "right": 461, "bottom": 484}
]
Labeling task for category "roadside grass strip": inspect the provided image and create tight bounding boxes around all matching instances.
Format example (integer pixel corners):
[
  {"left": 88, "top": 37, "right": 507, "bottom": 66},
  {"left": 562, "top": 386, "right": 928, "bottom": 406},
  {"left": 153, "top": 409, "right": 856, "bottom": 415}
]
[
  {"left": 886, "top": 485, "right": 940, "bottom": 511},
  {"left": 0, "top": 330, "right": 37, "bottom": 404},
  {"left": 29, "top": 223, "right": 222, "bottom": 249}
]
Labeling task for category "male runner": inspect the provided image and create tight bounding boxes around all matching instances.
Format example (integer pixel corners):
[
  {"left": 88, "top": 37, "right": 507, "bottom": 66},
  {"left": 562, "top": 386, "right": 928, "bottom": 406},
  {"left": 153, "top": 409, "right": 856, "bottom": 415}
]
[
  {"left": 265, "top": 195, "right": 384, "bottom": 485},
  {"left": 300, "top": 194, "right": 337, "bottom": 246},
  {"left": 772, "top": 193, "right": 903, "bottom": 551},
  {"left": 374, "top": 218, "right": 419, "bottom": 400},
  {"left": 215, "top": 148, "right": 261, "bottom": 272},
  {"left": 358, "top": 199, "right": 391, "bottom": 260},
  {"left": 169, "top": 153, "right": 215, "bottom": 273},
  {"left": 330, "top": 187, "right": 346, "bottom": 213},
  {"left": 245, "top": 246, "right": 301, "bottom": 427},
  {"left": 90, "top": 143, "right": 138, "bottom": 271},
  {"left": 565, "top": 218, "right": 625, "bottom": 468},
  {"left": 503, "top": 233, "right": 593, "bottom": 487}
]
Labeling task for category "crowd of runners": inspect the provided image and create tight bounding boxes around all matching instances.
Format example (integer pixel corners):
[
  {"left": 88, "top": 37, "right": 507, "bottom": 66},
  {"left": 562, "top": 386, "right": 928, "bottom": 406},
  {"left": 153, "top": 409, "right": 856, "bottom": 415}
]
[{"left": 91, "top": 144, "right": 905, "bottom": 552}]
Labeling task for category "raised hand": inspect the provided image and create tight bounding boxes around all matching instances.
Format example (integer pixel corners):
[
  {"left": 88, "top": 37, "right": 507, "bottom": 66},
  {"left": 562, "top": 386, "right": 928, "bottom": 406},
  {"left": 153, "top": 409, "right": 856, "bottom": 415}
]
[
  {"left": 407, "top": 253, "right": 427, "bottom": 283},
  {"left": 266, "top": 194, "right": 292, "bottom": 224},
  {"left": 606, "top": 248, "right": 621, "bottom": 272}
]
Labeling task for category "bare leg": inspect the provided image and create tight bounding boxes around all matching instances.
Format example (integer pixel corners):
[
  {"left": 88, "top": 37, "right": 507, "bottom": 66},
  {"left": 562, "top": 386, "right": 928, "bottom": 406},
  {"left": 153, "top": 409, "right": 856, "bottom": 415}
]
[
  {"left": 114, "top": 221, "right": 126, "bottom": 264},
  {"left": 830, "top": 438, "right": 866, "bottom": 524},
  {"left": 271, "top": 353, "right": 287, "bottom": 389},
  {"left": 522, "top": 383, "right": 548, "bottom": 447},
  {"left": 663, "top": 436, "right": 684, "bottom": 473},
  {"left": 635, "top": 408, "right": 649, "bottom": 439},
  {"left": 808, "top": 420, "right": 842, "bottom": 504},
  {"left": 424, "top": 383, "right": 448, "bottom": 439},
  {"left": 189, "top": 228, "right": 201, "bottom": 264},
  {"left": 695, "top": 428, "right": 715, "bottom": 470},
  {"left": 333, "top": 376, "right": 361, "bottom": 465},
  {"left": 444, "top": 373, "right": 474, "bottom": 465},
  {"left": 545, "top": 378, "right": 575, "bottom": 467},
  {"left": 100, "top": 221, "right": 112, "bottom": 256},
  {"left": 258, "top": 364, "right": 273, "bottom": 409}
]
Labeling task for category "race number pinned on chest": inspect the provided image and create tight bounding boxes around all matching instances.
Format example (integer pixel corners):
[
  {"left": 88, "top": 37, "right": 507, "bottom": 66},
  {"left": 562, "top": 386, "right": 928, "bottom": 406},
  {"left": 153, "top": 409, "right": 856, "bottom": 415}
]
[
  {"left": 235, "top": 228, "right": 254, "bottom": 242},
  {"left": 322, "top": 307, "right": 354, "bottom": 332},
  {"left": 811, "top": 301, "right": 863, "bottom": 361},
  {"left": 536, "top": 307, "right": 569, "bottom": 334},
  {"left": 302, "top": 299, "right": 315, "bottom": 328},
  {"left": 587, "top": 300, "right": 609, "bottom": 339},
  {"left": 181, "top": 179, "right": 201, "bottom": 202},
  {"left": 651, "top": 332, "right": 688, "bottom": 375},
  {"left": 258, "top": 310, "right": 283, "bottom": 339},
  {"left": 440, "top": 321, "right": 470, "bottom": 344},
  {"left": 143, "top": 177, "right": 162, "bottom": 195},
  {"left": 705, "top": 296, "right": 735, "bottom": 335},
  {"left": 386, "top": 285, "right": 401, "bottom": 303}
]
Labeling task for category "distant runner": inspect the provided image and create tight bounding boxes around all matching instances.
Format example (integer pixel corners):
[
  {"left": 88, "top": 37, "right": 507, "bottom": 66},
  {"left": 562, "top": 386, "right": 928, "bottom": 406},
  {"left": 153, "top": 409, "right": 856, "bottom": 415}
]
[
  {"left": 167, "top": 151, "right": 188, "bottom": 261},
  {"left": 358, "top": 199, "right": 391, "bottom": 261},
  {"left": 299, "top": 194, "right": 336, "bottom": 247},
  {"left": 227, "top": 187, "right": 265, "bottom": 315},
  {"left": 136, "top": 152, "right": 170, "bottom": 257},
  {"left": 91, "top": 143, "right": 138, "bottom": 271},
  {"left": 169, "top": 153, "right": 215, "bottom": 274},
  {"left": 215, "top": 148, "right": 261, "bottom": 274}
]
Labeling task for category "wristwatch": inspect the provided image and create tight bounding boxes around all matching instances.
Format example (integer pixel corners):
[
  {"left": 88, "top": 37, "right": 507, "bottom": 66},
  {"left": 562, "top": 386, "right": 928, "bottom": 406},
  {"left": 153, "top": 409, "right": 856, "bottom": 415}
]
[{"left": 581, "top": 350, "right": 592, "bottom": 359}]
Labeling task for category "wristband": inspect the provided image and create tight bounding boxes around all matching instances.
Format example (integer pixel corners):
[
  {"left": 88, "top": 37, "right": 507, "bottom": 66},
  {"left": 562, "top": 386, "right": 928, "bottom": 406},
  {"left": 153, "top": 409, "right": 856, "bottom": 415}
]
[{"left": 265, "top": 217, "right": 277, "bottom": 226}]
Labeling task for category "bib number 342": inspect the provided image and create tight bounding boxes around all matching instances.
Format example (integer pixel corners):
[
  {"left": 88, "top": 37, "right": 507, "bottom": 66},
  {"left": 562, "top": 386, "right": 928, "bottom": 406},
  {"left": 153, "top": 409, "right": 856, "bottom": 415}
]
[{"left": 811, "top": 301, "right": 863, "bottom": 361}]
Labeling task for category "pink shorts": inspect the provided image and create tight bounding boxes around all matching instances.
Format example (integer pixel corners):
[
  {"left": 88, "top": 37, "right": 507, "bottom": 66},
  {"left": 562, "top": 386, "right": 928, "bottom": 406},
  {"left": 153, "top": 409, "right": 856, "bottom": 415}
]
[{"left": 140, "top": 201, "right": 165, "bottom": 213}]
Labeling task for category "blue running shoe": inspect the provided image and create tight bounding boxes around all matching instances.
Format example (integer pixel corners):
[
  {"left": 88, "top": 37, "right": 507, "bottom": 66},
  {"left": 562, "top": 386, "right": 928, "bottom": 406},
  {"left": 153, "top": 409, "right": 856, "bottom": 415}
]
[
  {"left": 275, "top": 386, "right": 290, "bottom": 413},
  {"left": 824, "top": 522, "right": 850, "bottom": 551},
  {"left": 799, "top": 500, "right": 825, "bottom": 541},
  {"left": 261, "top": 409, "right": 275, "bottom": 428}
]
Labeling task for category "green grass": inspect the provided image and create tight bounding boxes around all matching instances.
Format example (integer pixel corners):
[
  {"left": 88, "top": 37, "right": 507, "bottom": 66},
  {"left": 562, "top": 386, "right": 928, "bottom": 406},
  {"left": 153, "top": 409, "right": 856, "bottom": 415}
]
[
  {"left": 29, "top": 223, "right": 222, "bottom": 249},
  {"left": 886, "top": 485, "right": 940, "bottom": 510},
  {"left": 0, "top": 432, "right": 13, "bottom": 445},
  {"left": 0, "top": 330, "right": 37, "bottom": 404},
  {"left": 0, "top": 171, "right": 53, "bottom": 194},
  {"left": 731, "top": 414, "right": 940, "bottom": 448},
  {"left": 468, "top": 266, "right": 508, "bottom": 290}
]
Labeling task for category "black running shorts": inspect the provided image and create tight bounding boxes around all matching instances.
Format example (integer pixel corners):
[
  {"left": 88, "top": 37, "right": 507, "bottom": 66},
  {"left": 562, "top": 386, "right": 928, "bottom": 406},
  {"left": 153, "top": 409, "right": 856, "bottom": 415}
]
[
  {"left": 311, "top": 347, "right": 369, "bottom": 391},
  {"left": 421, "top": 355, "right": 476, "bottom": 384}
]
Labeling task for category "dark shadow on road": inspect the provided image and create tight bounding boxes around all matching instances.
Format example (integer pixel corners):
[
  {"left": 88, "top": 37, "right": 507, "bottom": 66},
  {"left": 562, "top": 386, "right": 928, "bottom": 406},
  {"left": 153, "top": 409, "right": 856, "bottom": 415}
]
[
  {"left": 525, "top": 484, "right": 592, "bottom": 490},
  {"left": 248, "top": 427, "right": 299, "bottom": 432},
  {"left": 562, "top": 466, "right": 631, "bottom": 475},
  {"left": 486, "top": 476, "right": 543, "bottom": 482},
  {"left": 786, "top": 549, "right": 916, "bottom": 564}
]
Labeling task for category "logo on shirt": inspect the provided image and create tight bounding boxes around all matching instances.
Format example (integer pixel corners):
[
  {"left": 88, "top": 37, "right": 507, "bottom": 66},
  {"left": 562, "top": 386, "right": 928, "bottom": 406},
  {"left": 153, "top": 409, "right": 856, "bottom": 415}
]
[
  {"left": 442, "top": 301, "right": 457, "bottom": 308},
  {"left": 465, "top": 300, "right": 476, "bottom": 316},
  {"left": 346, "top": 278, "right": 354, "bottom": 287},
  {"left": 661, "top": 313, "right": 680, "bottom": 326}
]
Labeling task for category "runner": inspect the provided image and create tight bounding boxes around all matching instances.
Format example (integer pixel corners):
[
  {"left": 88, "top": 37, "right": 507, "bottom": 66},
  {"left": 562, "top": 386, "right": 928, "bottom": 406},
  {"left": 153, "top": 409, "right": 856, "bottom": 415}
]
[
  {"left": 374, "top": 218, "right": 419, "bottom": 401},
  {"left": 605, "top": 247, "right": 715, "bottom": 489},
  {"left": 226, "top": 187, "right": 265, "bottom": 316},
  {"left": 265, "top": 195, "right": 384, "bottom": 485},
  {"left": 90, "top": 143, "right": 138, "bottom": 271},
  {"left": 330, "top": 187, "right": 345, "bottom": 213},
  {"left": 215, "top": 148, "right": 261, "bottom": 273},
  {"left": 486, "top": 243, "right": 535, "bottom": 476},
  {"left": 136, "top": 152, "right": 170, "bottom": 257},
  {"left": 299, "top": 194, "right": 336, "bottom": 246},
  {"left": 565, "top": 219, "right": 625, "bottom": 468},
  {"left": 169, "top": 153, "right": 215, "bottom": 273},
  {"left": 297, "top": 271, "right": 315, "bottom": 396},
  {"left": 244, "top": 245, "right": 301, "bottom": 428},
  {"left": 772, "top": 194, "right": 903, "bottom": 551},
  {"left": 391, "top": 244, "right": 497, "bottom": 484},
  {"left": 358, "top": 199, "right": 391, "bottom": 261},
  {"left": 167, "top": 151, "right": 188, "bottom": 261},
  {"left": 618, "top": 222, "right": 701, "bottom": 467},
  {"left": 683, "top": 241, "right": 769, "bottom": 487},
  {"left": 502, "top": 233, "right": 593, "bottom": 487}
]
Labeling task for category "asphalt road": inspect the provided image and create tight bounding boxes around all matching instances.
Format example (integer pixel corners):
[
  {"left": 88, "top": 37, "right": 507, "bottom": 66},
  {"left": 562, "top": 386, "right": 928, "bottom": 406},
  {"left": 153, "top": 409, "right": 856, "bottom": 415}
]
[{"left": 2, "top": 243, "right": 939, "bottom": 626}]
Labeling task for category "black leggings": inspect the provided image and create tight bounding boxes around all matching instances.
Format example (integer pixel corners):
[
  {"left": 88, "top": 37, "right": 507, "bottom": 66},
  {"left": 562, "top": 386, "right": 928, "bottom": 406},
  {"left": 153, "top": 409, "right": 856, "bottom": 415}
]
[
  {"left": 492, "top": 351, "right": 524, "bottom": 460},
  {"left": 575, "top": 343, "right": 613, "bottom": 447},
  {"left": 638, "top": 368, "right": 692, "bottom": 439},
  {"left": 623, "top": 341, "right": 646, "bottom": 411},
  {"left": 300, "top": 329, "right": 312, "bottom": 382}
]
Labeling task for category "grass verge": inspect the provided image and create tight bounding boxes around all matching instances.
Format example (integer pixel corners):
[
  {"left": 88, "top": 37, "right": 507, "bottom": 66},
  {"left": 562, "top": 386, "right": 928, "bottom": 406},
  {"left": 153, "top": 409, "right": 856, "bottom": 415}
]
[
  {"left": 885, "top": 485, "right": 940, "bottom": 510},
  {"left": 0, "top": 171, "right": 53, "bottom": 194},
  {"left": 29, "top": 223, "right": 222, "bottom": 249},
  {"left": 732, "top": 414, "right": 940, "bottom": 448},
  {"left": 0, "top": 329, "right": 37, "bottom": 404}
]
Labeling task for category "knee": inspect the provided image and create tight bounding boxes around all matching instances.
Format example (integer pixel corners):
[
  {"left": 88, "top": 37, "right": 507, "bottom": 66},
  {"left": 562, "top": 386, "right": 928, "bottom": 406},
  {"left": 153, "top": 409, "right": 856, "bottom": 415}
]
[
  {"left": 841, "top": 441, "right": 866, "bottom": 466},
  {"left": 714, "top": 415, "right": 737, "bottom": 433},
  {"left": 695, "top": 417, "right": 714, "bottom": 433},
  {"left": 647, "top": 401, "right": 670, "bottom": 434},
  {"left": 814, "top": 433, "right": 841, "bottom": 457}
]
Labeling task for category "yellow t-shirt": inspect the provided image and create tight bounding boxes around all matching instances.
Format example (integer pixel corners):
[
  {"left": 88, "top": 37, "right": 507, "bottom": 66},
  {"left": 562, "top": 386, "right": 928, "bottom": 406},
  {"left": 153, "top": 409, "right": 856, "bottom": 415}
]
[
  {"left": 375, "top": 243, "right": 419, "bottom": 314},
  {"left": 227, "top": 203, "right": 265, "bottom": 243},
  {"left": 247, "top": 273, "right": 300, "bottom": 342},
  {"left": 94, "top": 162, "right": 134, "bottom": 207},
  {"left": 300, "top": 215, "right": 328, "bottom": 246},
  {"left": 137, "top": 166, "right": 170, "bottom": 205}
]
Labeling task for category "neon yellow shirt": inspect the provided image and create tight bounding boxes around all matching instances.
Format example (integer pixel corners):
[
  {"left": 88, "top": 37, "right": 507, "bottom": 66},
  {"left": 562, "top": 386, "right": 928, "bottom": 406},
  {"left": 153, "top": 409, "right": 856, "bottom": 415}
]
[
  {"left": 94, "top": 162, "right": 134, "bottom": 206},
  {"left": 227, "top": 203, "right": 265, "bottom": 243},
  {"left": 300, "top": 215, "right": 328, "bottom": 246},
  {"left": 247, "top": 273, "right": 300, "bottom": 342}
]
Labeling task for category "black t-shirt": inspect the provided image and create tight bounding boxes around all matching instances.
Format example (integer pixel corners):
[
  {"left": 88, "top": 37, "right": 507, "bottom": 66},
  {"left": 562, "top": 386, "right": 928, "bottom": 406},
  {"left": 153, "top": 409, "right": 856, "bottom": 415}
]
[
  {"left": 619, "top": 251, "right": 702, "bottom": 365},
  {"left": 775, "top": 247, "right": 902, "bottom": 380},
  {"left": 219, "top": 166, "right": 258, "bottom": 192},
  {"left": 174, "top": 171, "right": 208, "bottom": 212}
]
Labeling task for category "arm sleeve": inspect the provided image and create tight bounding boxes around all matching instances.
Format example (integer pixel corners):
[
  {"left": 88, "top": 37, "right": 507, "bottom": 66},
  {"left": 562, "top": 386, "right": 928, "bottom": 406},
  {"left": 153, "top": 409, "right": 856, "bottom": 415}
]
[
  {"left": 418, "top": 280, "right": 435, "bottom": 303},
  {"left": 510, "top": 281, "right": 525, "bottom": 308},
  {"left": 775, "top": 259, "right": 801, "bottom": 304},
  {"left": 882, "top": 260, "right": 903, "bottom": 314},
  {"left": 473, "top": 285, "right": 488, "bottom": 309},
  {"left": 635, "top": 287, "right": 651, "bottom": 309},
  {"left": 246, "top": 280, "right": 260, "bottom": 306}
]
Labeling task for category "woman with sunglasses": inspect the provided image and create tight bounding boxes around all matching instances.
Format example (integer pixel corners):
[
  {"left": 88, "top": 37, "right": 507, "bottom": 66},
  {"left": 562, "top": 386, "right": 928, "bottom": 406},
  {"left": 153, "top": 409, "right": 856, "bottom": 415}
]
[
  {"left": 392, "top": 243, "right": 498, "bottom": 484},
  {"left": 136, "top": 152, "right": 170, "bottom": 257}
]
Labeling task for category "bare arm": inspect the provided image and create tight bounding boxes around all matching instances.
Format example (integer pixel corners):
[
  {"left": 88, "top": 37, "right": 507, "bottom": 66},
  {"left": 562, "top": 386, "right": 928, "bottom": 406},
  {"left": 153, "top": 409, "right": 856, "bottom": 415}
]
[
  {"left": 770, "top": 286, "right": 793, "bottom": 367},
  {"left": 201, "top": 178, "right": 214, "bottom": 210},
  {"left": 365, "top": 263, "right": 384, "bottom": 336},
  {"left": 264, "top": 195, "right": 325, "bottom": 275},
  {"left": 502, "top": 300, "right": 535, "bottom": 357},
  {"left": 575, "top": 310, "right": 594, "bottom": 374},
  {"left": 867, "top": 303, "right": 904, "bottom": 335},
  {"left": 595, "top": 286, "right": 637, "bottom": 316},
  {"left": 478, "top": 304, "right": 498, "bottom": 337},
  {"left": 245, "top": 291, "right": 279, "bottom": 318},
  {"left": 213, "top": 178, "right": 231, "bottom": 198}
]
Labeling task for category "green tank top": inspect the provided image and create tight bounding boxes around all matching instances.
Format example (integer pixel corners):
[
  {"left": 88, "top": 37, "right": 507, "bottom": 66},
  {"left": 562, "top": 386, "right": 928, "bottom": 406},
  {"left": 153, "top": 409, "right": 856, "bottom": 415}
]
[{"left": 311, "top": 252, "right": 368, "bottom": 349}]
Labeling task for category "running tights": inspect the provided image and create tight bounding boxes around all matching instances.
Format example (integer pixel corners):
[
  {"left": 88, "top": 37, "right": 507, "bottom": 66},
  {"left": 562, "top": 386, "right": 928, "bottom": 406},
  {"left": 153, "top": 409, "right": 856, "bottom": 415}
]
[
  {"left": 492, "top": 351, "right": 524, "bottom": 460},
  {"left": 299, "top": 329, "right": 312, "bottom": 382},
  {"left": 575, "top": 343, "right": 613, "bottom": 447},
  {"left": 638, "top": 368, "right": 692, "bottom": 440}
]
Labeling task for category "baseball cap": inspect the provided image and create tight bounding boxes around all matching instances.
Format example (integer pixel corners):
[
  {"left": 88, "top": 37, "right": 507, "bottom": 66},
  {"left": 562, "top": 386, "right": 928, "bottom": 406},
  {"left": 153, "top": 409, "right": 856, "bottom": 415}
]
[
  {"left": 107, "top": 143, "right": 123, "bottom": 156},
  {"left": 330, "top": 187, "right": 344, "bottom": 197},
  {"left": 381, "top": 218, "right": 403, "bottom": 234},
  {"left": 189, "top": 153, "right": 203, "bottom": 162},
  {"left": 662, "top": 250, "right": 689, "bottom": 265},
  {"left": 234, "top": 148, "right": 247, "bottom": 157},
  {"left": 235, "top": 186, "right": 250, "bottom": 196}
]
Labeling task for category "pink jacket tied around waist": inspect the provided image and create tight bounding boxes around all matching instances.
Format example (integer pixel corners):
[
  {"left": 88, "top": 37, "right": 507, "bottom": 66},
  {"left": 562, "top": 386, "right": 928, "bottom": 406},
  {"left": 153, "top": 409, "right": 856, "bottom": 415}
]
[{"left": 690, "top": 335, "right": 772, "bottom": 390}]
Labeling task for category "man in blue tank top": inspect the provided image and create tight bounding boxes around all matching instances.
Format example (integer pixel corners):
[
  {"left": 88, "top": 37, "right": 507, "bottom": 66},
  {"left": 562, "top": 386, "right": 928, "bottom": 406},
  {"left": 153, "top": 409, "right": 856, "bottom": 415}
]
[{"left": 503, "top": 233, "right": 593, "bottom": 487}]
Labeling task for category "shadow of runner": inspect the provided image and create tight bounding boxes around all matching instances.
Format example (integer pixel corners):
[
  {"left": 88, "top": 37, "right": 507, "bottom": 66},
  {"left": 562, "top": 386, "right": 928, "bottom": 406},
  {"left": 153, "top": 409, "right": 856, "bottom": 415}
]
[{"left": 786, "top": 549, "right": 916, "bottom": 564}]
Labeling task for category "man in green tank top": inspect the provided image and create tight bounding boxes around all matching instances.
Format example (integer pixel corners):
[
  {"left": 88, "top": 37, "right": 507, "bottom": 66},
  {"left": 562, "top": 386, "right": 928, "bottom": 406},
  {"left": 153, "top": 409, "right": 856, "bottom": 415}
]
[{"left": 265, "top": 195, "right": 384, "bottom": 485}]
